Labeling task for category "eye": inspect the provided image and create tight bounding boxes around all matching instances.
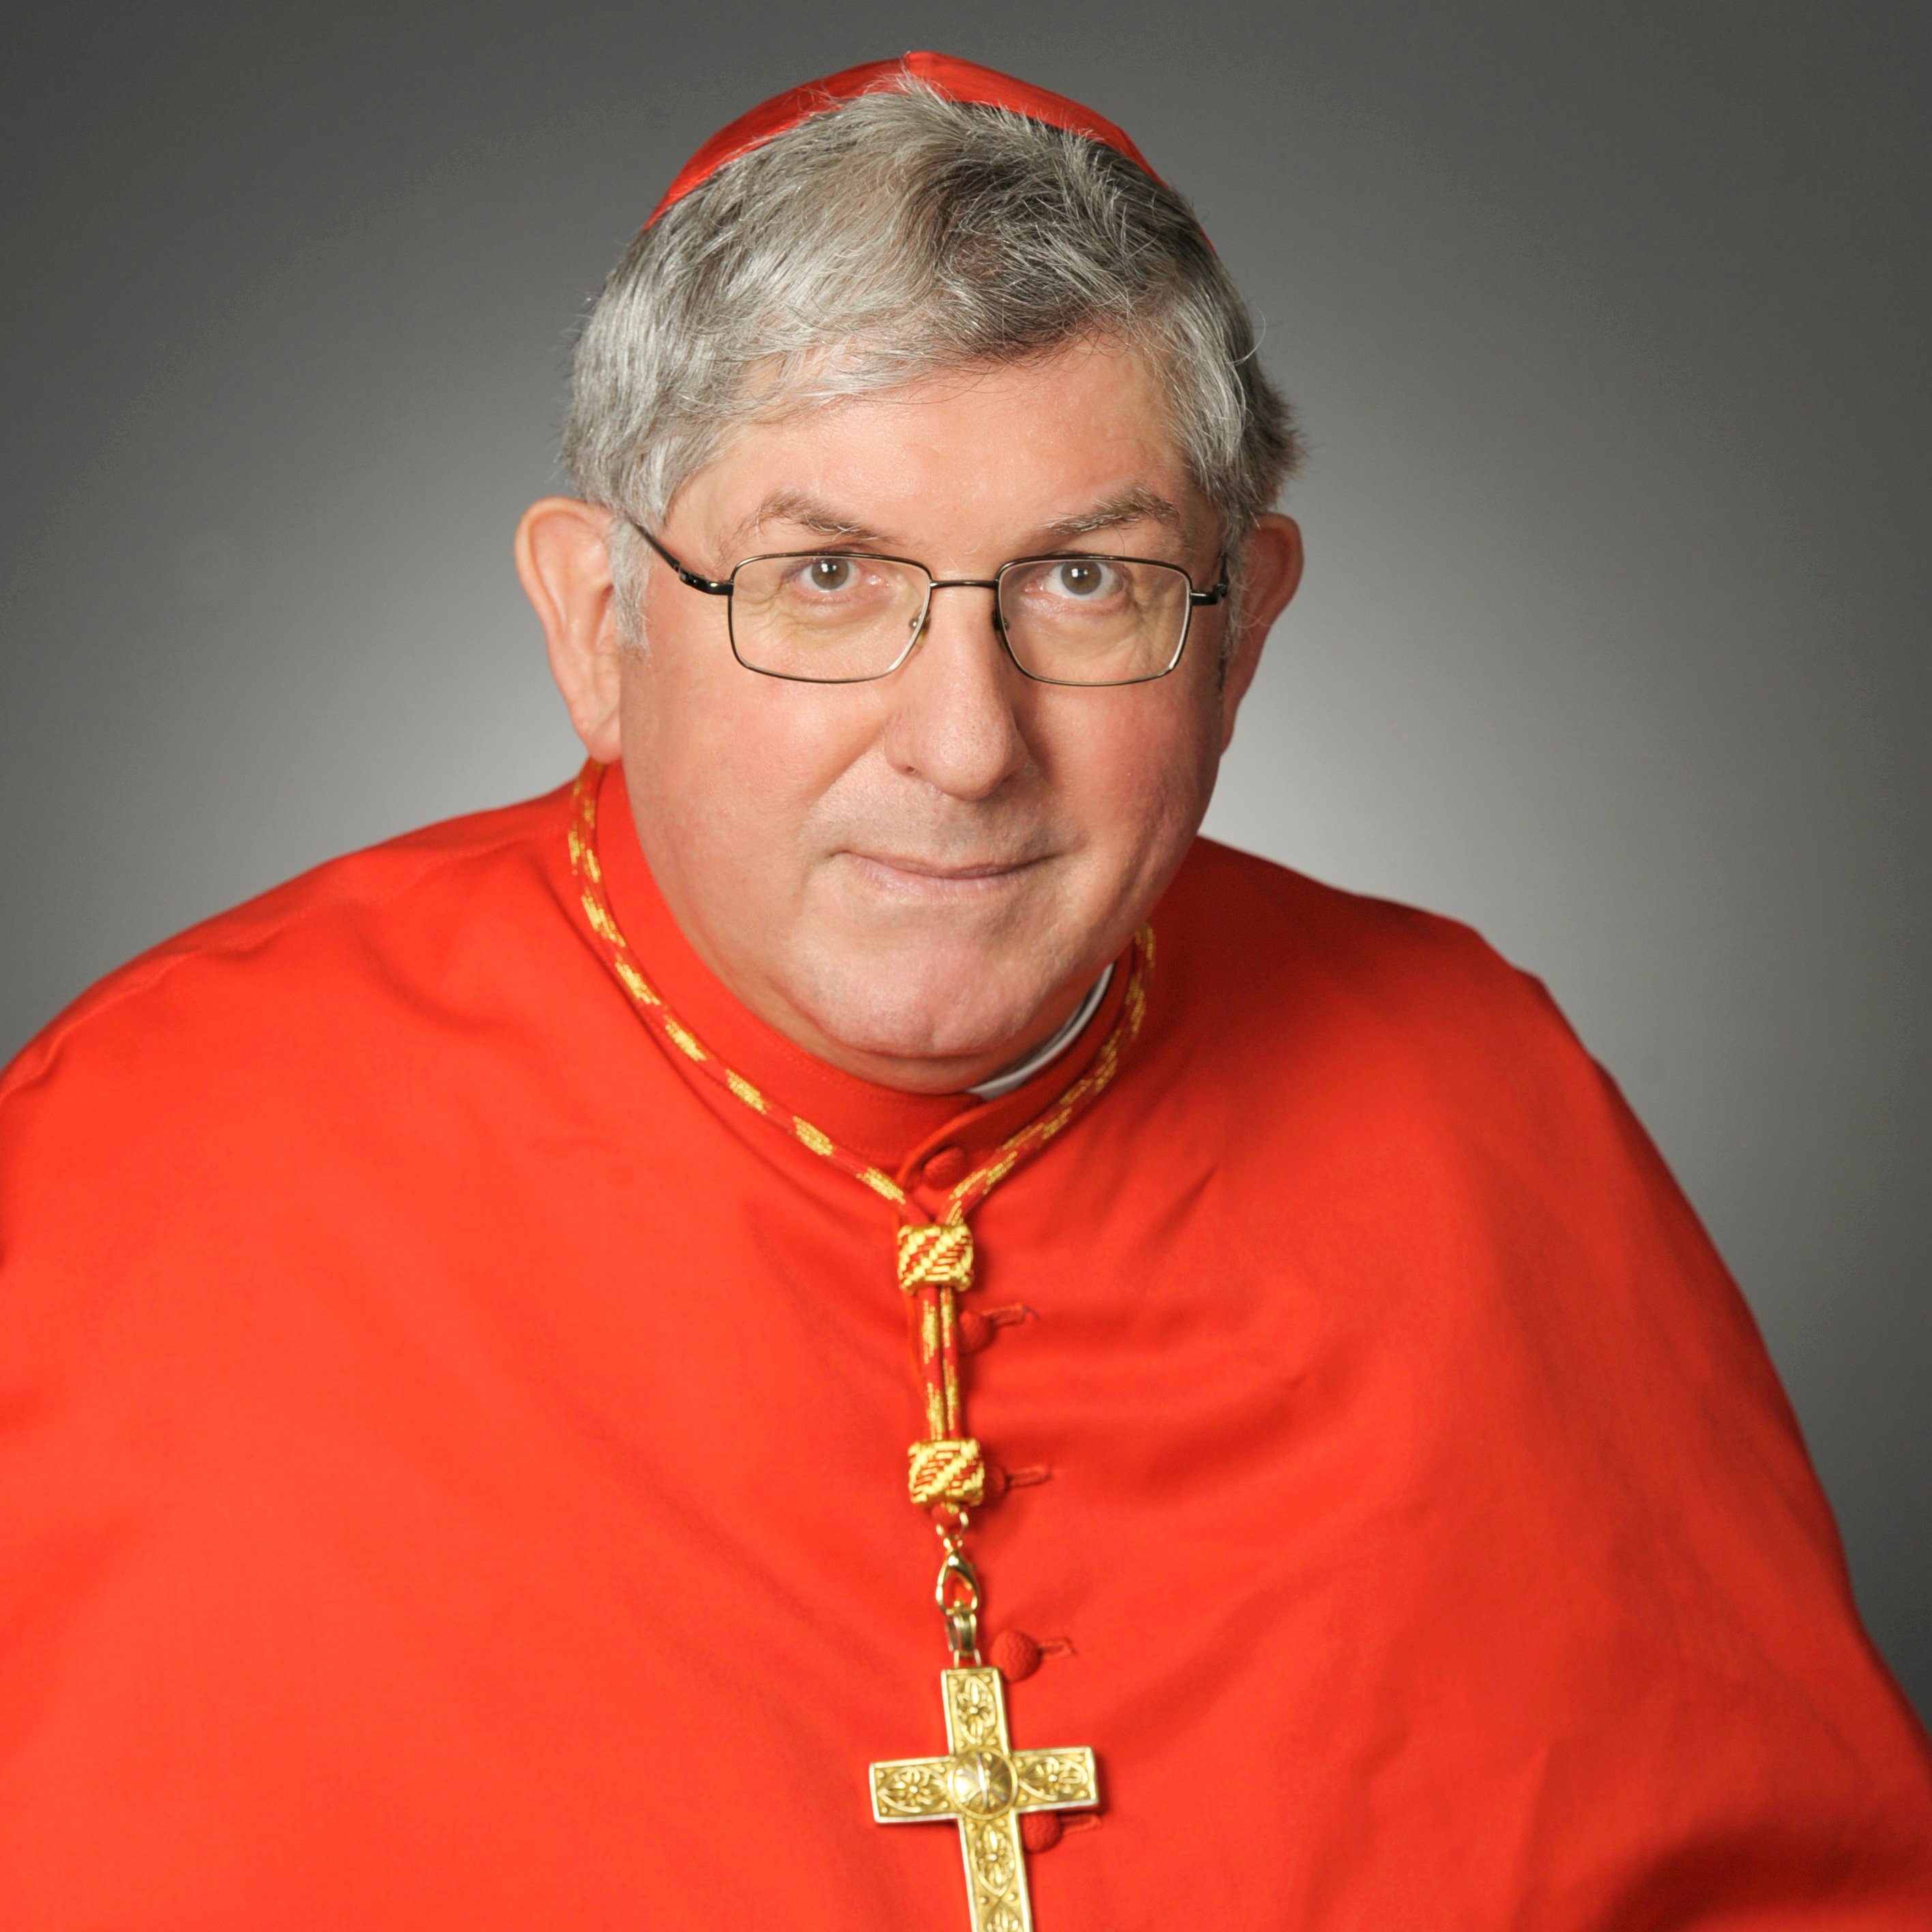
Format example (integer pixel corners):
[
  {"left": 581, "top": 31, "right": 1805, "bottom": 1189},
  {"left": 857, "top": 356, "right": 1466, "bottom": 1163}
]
[
  {"left": 805, "top": 555, "right": 856, "bottom": 593},
  {"left": 1049, "top": 559, "right": 1115, "bottom": 598}
]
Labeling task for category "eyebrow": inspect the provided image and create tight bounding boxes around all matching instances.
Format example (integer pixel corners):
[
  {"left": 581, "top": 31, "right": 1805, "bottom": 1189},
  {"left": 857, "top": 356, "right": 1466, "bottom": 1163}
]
[
  {"left": 727, "top": 491, "right": 883, "bottom": 555},
  {"left": 724, "top": 484, "right": 1191, "bottom": 558},
  {"left": 1040, "top": 488, "right": 1189, "bottom": 542}
]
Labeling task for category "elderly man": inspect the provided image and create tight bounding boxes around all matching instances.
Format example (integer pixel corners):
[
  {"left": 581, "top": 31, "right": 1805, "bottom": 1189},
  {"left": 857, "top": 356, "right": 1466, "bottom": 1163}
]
[{"left": 1, "top": 52, "right": 1927, "bottom": 1932}]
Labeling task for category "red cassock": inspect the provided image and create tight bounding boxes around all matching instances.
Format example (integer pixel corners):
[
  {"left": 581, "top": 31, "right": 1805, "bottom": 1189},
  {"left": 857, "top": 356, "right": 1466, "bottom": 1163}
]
[{"left": 2, "top": 761, "right": 1928, "bottom": 1927}]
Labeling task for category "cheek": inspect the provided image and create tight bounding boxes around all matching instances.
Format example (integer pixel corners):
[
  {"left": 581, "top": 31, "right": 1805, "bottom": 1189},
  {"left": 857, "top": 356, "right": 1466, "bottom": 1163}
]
[
  {"left": 620, "top": 637, "right": 875, "bottom": 855},
  {"left": 1047, "top": 685, "right": 1220, "bottom": 864}
]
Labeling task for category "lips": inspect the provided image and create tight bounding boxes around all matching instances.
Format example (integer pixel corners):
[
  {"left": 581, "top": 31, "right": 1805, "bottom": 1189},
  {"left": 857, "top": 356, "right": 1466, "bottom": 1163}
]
[
  {"left": 854, "top": 855, "right": 1036, "bottom": 879},
  {"left": 838, "top": 849, "right": 1047, "bottom": 890}
]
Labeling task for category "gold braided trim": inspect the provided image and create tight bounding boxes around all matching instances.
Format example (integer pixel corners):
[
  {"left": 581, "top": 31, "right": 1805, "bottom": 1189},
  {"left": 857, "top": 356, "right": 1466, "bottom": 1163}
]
[
  {"left": 896, "top": 1222, "right": 975, "bottom": 1294},
  {"left": 908, "top": 1437, "right": 986, "bottom": 1508}
]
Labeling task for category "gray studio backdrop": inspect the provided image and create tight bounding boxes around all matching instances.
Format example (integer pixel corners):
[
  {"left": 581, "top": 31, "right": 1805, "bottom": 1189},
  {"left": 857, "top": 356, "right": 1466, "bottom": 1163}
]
[{"left": 4, "top": 3, "right": 1927, "bottom": 1716}]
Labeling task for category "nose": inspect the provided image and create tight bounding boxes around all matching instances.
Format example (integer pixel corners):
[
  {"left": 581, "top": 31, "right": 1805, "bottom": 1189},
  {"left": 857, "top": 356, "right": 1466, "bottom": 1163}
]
[{"left": 878, "top": 582, "right": 1033, "bottom": 801}]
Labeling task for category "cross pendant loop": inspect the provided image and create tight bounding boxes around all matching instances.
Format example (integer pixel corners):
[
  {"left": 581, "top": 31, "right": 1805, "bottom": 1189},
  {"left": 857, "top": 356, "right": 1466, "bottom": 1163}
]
[{"left": 936, "top": 1547, "right": 983, "bottom": 1663}]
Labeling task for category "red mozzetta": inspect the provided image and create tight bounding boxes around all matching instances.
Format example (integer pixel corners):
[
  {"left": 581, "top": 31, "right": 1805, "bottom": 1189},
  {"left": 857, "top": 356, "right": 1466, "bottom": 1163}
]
[{"left": 1, "top": 764, "right": 1929, "bottom": 1927}]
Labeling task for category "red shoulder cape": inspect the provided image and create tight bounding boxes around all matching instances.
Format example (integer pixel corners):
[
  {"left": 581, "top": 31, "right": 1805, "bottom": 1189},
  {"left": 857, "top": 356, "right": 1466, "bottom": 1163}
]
[{"left": 3, "top": 768, "right": 1927, "bottom": 1927}]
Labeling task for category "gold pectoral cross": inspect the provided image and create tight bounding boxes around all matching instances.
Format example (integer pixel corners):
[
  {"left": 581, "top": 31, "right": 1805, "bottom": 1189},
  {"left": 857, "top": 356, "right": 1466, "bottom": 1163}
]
[{"left": 870, "top": 1666, "right": 1098, "bottom": 1932}]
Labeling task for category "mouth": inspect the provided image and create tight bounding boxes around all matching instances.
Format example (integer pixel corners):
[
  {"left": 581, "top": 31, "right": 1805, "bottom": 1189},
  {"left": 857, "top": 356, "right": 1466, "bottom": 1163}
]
[{"left": 836, "top": 850, "right": 1049, "bottom": 896}]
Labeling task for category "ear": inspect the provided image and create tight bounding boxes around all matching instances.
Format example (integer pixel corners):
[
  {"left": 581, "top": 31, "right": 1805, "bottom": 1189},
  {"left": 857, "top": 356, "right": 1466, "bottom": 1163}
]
[
  {"left": 1218, "top": 513, "right": 1304, "bottom": 750},
  {"left": 515, "top": 497, "right": 627, "bottom": 764}
]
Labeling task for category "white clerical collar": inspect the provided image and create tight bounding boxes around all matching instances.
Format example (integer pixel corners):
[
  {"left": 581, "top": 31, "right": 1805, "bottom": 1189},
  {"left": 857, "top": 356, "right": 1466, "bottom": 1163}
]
[{"left": 965, "top": 965, "right": 1115, "bottom": 1101}]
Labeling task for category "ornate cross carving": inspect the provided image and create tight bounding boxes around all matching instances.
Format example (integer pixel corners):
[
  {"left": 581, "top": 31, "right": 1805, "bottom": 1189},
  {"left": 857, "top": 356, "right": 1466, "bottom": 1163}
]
[{"left": 870, "top": 1666, "right": 1098, "bottom": 1932}]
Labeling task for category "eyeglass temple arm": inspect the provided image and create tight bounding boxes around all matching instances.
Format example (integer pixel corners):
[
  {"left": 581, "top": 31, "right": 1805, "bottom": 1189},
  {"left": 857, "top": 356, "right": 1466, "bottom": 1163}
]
[
  {"left": 1188, "top": 557, "right": 1231, "bottom": 607},
  {"left": 633, "top": 523, "right": 733, "bottom": 596}
]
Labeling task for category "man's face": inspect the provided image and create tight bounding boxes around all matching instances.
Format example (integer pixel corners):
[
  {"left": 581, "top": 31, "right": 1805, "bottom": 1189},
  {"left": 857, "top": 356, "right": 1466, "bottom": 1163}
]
[{"left": 541, "top": 340, "right": 1298, "bottom": 1092}]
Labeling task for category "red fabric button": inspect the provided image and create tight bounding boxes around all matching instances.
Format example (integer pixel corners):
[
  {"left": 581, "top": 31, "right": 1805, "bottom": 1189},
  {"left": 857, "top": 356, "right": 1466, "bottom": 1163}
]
[
  {"left": 1021, "top": 1813, "right": 1064, "bottom": 1853},
  {"left": 991, "top": 1629, "right": 1042, "bottom": 1680},
  {"left": 921, "top": 1145, "right": 968, "bottom": 1187}
]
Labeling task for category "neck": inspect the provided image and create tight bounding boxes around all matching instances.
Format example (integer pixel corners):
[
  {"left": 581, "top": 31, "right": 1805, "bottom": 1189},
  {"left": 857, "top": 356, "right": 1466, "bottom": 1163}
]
[{"left": 656, "top": 906, "right": 1103, "bottom": 1096}]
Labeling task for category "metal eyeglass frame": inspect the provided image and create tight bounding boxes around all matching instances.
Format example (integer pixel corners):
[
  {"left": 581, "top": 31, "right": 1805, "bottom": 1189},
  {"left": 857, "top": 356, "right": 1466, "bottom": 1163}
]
[{"left": 631, "top": 524, "right": 1229, "bottom": 688}]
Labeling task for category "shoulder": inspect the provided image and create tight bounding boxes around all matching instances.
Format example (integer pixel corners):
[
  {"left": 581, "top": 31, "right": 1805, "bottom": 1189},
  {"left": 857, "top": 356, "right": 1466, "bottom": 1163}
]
[
  {"left": 1145, "top": 835, "right": 1658, "bottom": 1225},
  {"left": 1, "top": 780, "right": 581, "bottom": 1120},
  {"left": 0, "top": 776, "right": 643, "bottom": 1432},
  {"left": 1151, "top": 837, "right": 1766, "bottom": 1389},
  {"left": 1156, "top": 834, "right": 1572, "bottom": 1075}
]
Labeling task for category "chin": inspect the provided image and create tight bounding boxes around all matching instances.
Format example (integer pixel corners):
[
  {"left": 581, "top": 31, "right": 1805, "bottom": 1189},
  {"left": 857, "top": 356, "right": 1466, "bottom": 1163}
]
[{"left": 789, "top": 943, "right": 1056, "bottom": 1065}]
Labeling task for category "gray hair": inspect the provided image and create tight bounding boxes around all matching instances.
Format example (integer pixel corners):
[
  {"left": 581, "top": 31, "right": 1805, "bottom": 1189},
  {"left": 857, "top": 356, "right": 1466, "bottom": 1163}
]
[{"left": 564, "top": 73, "right": 1302, "bottom": 636}]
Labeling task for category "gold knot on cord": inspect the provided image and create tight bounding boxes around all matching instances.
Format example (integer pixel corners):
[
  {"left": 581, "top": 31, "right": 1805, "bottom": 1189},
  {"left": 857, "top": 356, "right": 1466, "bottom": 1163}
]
[
  {"left": 896, "top": 1223, "right": 975, "bottom": 1294},
  {"left": 907, "top": 1437, "right": 986, "bottom": 1508}
]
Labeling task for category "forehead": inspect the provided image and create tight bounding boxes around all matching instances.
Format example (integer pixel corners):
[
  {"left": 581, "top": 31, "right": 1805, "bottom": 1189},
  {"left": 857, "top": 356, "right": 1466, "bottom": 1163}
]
[{"left": 677, "top": 340, "right": 1207, "bottom": 556}]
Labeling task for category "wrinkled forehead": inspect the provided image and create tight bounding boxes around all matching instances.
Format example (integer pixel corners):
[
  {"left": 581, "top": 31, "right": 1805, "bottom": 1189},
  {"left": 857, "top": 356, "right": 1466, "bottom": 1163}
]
[
  {"left": 675, "top": 343, "right": 1214, "bottom": 555},
  {"left": 723, "top": 332, "right": 1184, "bottom": 436}
]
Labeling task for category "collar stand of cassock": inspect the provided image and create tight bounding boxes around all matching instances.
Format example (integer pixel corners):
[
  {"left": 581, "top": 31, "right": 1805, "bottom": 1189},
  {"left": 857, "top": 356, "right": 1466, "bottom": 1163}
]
[
  {"left": 643, "top": 50, "right": 1171, "bottom": 229},
  {"left": 589, "top": 762, "right": 1132, "bottom": 1214}
]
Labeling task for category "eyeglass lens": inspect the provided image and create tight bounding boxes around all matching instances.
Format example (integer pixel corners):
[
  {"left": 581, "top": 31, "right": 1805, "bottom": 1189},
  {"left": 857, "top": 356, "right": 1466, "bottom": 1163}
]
[{"left": 726, "top": 553, "right": 1193, "bottom": 686}]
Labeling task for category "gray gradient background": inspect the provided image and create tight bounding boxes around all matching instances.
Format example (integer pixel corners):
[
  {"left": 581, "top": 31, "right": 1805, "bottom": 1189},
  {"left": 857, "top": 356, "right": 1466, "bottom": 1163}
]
[{"left": 3, "top": 3, "right": 1927, "bottom": 1717}]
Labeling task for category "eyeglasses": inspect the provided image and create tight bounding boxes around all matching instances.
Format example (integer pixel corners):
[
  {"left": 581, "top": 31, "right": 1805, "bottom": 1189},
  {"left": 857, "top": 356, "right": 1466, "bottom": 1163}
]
[{"left": 633, "top": 526, "right": 1227, "bottom": 687}]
